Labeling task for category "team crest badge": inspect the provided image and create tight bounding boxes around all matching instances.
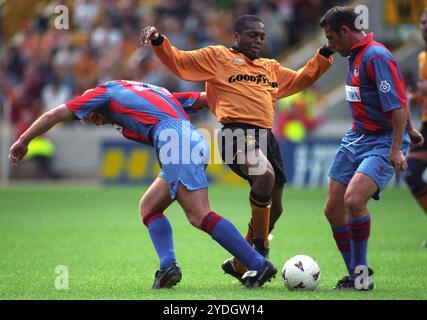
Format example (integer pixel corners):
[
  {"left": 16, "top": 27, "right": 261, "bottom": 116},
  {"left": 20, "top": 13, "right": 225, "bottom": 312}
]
[
  {"left": 377, "top": 164, "right": 385, "bottom": 175},
  {"left": 379, "top": 80, "right": 391, "bottom": 93},
  {"left": 113, "top": 124, "right": 123, "bottom": 134},
  {"left": 353, "top": 64, "right": 359, "bottom": 77},
  {"left": 294, "top": 261, "right": 304, "bottom": 272},
  {"left": 246, "top": 135, "right": 256, "bottom": 146},
  {"left": 232, "top": 58, "right": 244, "bottom": 63}
]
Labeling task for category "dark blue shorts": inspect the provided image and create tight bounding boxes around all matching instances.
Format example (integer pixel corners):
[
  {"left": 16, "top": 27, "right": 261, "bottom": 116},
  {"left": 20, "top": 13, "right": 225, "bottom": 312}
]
[
  {"left": 329, "top": 129, "right": 410, "bottom": 200},
  {"left": 153, "top": 120, "right": 209, "bottom": 199}
]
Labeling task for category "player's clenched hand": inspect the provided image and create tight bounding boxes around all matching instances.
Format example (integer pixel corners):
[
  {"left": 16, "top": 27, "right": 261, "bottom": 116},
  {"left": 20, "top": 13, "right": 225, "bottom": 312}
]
[
  {"left": 141, "top": 26, "right": 160, "bottom": 45},
  {"left": 319, "top": 42, "right": 335, "bottom": 58},
  {"left": 389, "top": 149, "right": 407, "bottom": 177},
  {"left": 408, "top": 127, "right": 424, "bottom": 148},
  {"left": 8, "top": 140, "right": 28, "bottom": 167}
]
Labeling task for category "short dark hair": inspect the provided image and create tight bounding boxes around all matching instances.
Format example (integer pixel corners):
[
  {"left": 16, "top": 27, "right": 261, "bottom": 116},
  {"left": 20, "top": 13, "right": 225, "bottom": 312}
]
[
  {"left": 234, "top": 15, "right": 263, "bottom": 33},
  {"left": 318, "top": 6, "right": 361, "bottom": 33}
]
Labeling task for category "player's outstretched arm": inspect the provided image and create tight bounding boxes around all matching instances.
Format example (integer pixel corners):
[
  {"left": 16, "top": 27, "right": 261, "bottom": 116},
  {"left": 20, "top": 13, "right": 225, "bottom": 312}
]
[
  {"left": 276, "top": 46, "right": 334, "bottom": 99},
  {"left": 390, "top": 107, "right": 409, "bottom": 176},
  {"left": 9, "top": 105, "right": 75, "bottom": 166},
  {"left": 141, "top": 26, "right": 217, "bottom": 82}
]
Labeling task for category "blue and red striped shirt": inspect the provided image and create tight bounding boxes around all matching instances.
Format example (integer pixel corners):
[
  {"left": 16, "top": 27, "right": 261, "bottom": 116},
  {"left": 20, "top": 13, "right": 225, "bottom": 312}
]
[
  {"left": 65, "top": 80, "right": 200, "bottom": 145},
  {"left": 345, "top": 33, "right": 407, "bottom": 134}
]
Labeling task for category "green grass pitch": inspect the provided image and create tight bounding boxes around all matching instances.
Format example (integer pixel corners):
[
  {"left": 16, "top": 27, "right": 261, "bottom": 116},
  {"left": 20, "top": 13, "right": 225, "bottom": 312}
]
[{"left": 0, "top": 184, "right": 426, "bottom": 300}]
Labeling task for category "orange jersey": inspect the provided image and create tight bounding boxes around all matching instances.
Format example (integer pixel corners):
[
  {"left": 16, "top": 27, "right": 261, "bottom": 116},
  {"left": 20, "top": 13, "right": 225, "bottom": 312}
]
[
  {"left": 419, "top": 51, "right": 427, "bottom": 122},
  {"left": 152, "top": 36, "right": 332, "bottom": 129}
]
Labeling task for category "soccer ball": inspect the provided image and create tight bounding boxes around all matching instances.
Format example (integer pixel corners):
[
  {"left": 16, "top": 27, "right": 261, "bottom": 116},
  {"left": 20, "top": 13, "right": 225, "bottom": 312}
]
[{"left": 282, "top": 255, "right": 321, "bottom": 290}]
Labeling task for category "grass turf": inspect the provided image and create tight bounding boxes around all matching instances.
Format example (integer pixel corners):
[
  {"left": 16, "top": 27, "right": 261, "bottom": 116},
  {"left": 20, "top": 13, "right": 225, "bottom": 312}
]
[{"left": 0, "top": 184, "right": 426, "bottom": 300}]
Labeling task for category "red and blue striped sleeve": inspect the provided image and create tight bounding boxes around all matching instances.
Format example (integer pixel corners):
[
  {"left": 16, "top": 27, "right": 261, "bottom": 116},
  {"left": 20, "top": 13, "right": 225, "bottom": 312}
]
[
  {"left": 368, "top": 55, "right": 407, "bottom": 113},
  {"left": 65, "top": 85, "right": 110, "bottom": 119},
  {"left": 171, "top": 92, "right": 201, "bottom": 113}
]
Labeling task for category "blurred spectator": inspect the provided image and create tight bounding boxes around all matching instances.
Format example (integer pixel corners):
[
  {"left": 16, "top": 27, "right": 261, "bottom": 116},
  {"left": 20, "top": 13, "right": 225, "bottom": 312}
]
[
  {"left": 273, "top": 88, "right": 325, "bottom": 142},
  {"left": 91, "top": 19, "right": 123, "bottom": 51},
  {"left": 73, "top": 43, "right": 99, "bottom": 91},
  {"left": 41, "top": 72, "right": 72, "bottom": 112},
  {"left": 0, "top": 0, "right": 348, "bottom": 182},
  {"left": 73, "top": 0, "right": 100, "bottom": 32},
  {"left": 1, "top": 0, "right": 341, "bottom": 132}
]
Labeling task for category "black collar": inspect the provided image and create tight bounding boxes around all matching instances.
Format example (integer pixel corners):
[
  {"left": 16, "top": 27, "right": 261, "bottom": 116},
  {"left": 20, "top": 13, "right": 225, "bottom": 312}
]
[{"left": 231, "top": 46, "right": 259, "bottom": 61}]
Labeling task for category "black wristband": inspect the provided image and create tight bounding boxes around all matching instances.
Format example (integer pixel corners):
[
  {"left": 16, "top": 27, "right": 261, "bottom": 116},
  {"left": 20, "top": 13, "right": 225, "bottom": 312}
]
[
  {"left": 319, "top": 45, "right": 335, "bottom": 58},
  {"left": 151, "top": 34, "right": 165, "bottom": 46}
]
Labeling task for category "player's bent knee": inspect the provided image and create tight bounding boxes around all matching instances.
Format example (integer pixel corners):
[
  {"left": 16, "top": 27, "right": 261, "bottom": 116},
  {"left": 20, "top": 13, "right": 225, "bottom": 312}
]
[
  {"left": 270, "top": 205, "right": 283, "bottom": 221},
  {"left": 186, "top": 214, "right": 202, "bottom": 229},
  {"left": 269, "top": 206, "right": 283, "bottom": 231},
  {"left": 323, "top": 202, "right": 344, "bottom": 225},
  {"left": 323, "top": 206, "right": 335, "bottom": 223},
  {"left": 252, "top": 166, "right": 275, "bottom": 191},
  {"left": 140, "top": 208, "right": 154, "bottom": 221},
  {"left": 265, "top": 167, "right": 275, "bottom": 184},
  {"left": 343, "top": 194, "right": 365, "bottom": 214},
  {"left": 182, "top": 208, "right": 204, "bottom": 229},
  {"left": 405, "top": 158, "right": 427, "bottom": 196},
  {"left": 139, "top": 202, "right": 162, "bottom": 221},
  {"left": 271, "top": 204, "right": 283, "bottom": 216},
  {"left": 139, "top": 203, "right": 147, "bottom": 218},
  {"left": 139, "top": 200, "right": 151, "bottom": 218}
]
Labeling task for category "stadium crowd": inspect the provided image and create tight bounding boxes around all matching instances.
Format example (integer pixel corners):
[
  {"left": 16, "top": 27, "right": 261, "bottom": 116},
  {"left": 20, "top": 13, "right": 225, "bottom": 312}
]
[{"left": 0, "top": 0, "right": 345, "bottom": 137}]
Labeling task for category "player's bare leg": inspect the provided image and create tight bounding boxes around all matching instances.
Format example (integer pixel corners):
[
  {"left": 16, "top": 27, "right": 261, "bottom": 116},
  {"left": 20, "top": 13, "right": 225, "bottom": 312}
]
[
  {"left": 324, "top": 179, "right": 347, "bottom": 227},
  {"left": 140, "top": 177, "right": 180, "bottom": 289},
  {"left": 226, "top": 148, "right": 274, "bottom": 277},
  {"left": 337, "top": 173, "right": 376, "bottom": 290},
  {"left": 176, "top": 183, "right": 276, "bottom": 287},
  {"left": 241, "top": 147, "right": 274, "bottom": 255},
  {"left": 324, "top": 179, "right": 353, "bottom": 288},
  {"left": 344, "top": 173, "right": 377, "bottom": 220},
  {"left": 139, "top": 177, "right": 174, "bottom": 220},
  {"left": 175, "top": 184, "right": 211, "bottom": 228},
  {"left": 270, "top": 184, "right": 284, "bottom": 233}
]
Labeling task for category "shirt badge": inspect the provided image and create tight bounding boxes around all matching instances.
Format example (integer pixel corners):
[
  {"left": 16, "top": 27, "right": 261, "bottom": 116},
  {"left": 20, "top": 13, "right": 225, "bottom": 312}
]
[
  {"left": 113, "top": 124, "right": 123, "bottom": 134},
  {"left": 353, "top": 64, "right": 359, "bottom": 77},
  {"left": 246, "top": 135, "right": 256, "bottom": 146},
  {"left": 232, "top": 58, "right": 244, "bottom": 63},
  {"left": 379, "top": 80, "right": 391, "bottom": 93}
]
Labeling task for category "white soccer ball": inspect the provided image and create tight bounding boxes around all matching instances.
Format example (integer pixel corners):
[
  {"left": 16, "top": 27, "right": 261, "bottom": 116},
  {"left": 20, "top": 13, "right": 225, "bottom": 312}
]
[{"left": 282, "top": 255, "right": 321, "bottom": 291}]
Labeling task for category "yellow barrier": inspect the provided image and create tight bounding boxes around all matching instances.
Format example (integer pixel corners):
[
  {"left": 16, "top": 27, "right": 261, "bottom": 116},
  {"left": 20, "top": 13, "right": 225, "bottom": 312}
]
[{"left": 100, "top": 146, "right": 245, "bottom": 185}]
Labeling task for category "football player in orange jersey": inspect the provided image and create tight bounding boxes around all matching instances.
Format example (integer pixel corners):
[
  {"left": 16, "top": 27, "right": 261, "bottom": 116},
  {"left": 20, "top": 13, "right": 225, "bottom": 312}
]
[
  {"left": 141, "top": 15, "right": 333, "bottom": 283},
  {"left": 405, "top": 9, "right": 427, "bottom": 248}
]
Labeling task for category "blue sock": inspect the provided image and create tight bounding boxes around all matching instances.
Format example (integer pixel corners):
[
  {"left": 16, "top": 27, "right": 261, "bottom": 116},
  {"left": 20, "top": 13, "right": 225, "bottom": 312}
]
[
  {"left": 332, "top": 225, "right": 352, "bottom": 276},
  {"left": 144, "top": 212, "right": 176, "bottom": 269},
  {"left": 201, "top": 212, "right": 265, "bottom": 271},
  {"left": 349, "top": 214, "right": 371, "bottom": 278}
]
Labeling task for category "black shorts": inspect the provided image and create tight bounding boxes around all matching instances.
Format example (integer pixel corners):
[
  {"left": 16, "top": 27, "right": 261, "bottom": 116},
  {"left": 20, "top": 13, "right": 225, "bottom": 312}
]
[
  {"left": 410, "top": 122, "right": 427, "bottom": 152},
  {"left": 218, "top": 123, "right": 286, "bottom": 187}
]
